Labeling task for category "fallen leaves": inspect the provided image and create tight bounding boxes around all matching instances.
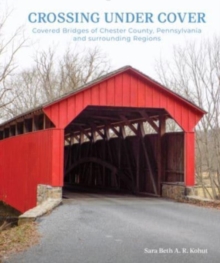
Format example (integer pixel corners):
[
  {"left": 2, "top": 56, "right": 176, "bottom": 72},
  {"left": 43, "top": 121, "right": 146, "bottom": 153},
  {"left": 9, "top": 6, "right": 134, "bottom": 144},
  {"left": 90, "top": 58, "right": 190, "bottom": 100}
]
[{"left": 0, "top": 222, "right": 40, "bottom": 260}]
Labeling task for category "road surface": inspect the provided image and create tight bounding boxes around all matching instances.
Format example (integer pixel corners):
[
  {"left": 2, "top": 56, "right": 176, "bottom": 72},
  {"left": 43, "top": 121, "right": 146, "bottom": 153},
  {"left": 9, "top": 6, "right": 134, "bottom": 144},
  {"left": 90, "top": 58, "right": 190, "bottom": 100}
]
[{"left": 4, "top": 192, "right": 220, "bottom": 263}]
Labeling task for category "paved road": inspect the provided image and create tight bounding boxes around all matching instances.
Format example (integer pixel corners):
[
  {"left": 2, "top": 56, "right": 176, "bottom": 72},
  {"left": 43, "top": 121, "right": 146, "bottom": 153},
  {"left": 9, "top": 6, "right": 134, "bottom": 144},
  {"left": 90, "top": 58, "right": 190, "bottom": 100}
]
[{"left": 4, "top": 192, "right": 220, "bottom": 263}]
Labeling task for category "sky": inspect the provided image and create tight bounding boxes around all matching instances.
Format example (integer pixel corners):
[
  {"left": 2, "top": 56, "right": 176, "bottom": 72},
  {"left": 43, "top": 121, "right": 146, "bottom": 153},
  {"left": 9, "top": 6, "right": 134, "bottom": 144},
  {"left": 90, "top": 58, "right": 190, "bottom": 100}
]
[{"left": 2, "top": 0, "right": 220, "bottom": 79}]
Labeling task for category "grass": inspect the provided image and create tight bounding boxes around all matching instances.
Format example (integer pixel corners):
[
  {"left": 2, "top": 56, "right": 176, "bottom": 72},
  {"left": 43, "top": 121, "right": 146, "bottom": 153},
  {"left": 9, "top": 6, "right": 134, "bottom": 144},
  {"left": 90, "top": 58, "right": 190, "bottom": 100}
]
[{"left": 0, "top": 221, "right": 40, "bottom": 261}]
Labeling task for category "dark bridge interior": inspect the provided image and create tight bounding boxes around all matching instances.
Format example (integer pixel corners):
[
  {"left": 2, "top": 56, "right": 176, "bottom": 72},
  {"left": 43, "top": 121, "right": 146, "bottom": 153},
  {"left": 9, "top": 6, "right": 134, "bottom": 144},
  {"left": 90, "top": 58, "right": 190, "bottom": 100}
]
[{"left": 64, "top": 106, "right": 184, "bottom": 196}]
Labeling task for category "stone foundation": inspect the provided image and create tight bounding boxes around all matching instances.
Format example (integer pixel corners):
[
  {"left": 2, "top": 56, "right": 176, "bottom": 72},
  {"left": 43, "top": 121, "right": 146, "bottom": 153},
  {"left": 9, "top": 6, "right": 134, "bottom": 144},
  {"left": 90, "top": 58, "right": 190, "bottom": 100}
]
[
  {"left": 162, "top": 183, "right": 194, "bottom": 201},
  {"left": 19, "top": 198, "right": 62, "bottom": 225},
  {"left": 37, "top": 184, "right": 62, "bottom": 205}
]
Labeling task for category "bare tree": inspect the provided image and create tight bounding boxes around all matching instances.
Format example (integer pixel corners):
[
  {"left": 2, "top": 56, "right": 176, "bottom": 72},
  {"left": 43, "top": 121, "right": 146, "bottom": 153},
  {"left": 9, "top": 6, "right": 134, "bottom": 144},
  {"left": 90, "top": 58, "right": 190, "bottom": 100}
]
[
  {"left": 155, "top": 36, "right": 220, "bottom": 199},
  {"left": 0, "top": 7, "right": 27, "bottom": 115},
  {"left": 0, "top": 5, "right": 110, "bottom": 120},
  {"left": 33, "top": 45, "right": 110, "bottom": 101},
  {"left": 4, "top": 69, "right": 42, "bottom": 118},
  {"left": 3, "top": 45, "right": 111, "bottom": 119}
]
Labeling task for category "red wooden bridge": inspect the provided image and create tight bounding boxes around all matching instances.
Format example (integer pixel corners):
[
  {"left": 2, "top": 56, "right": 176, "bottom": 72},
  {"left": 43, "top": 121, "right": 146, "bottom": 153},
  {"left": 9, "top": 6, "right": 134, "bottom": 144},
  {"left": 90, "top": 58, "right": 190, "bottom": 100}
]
[{"left": 0, "top": 66, "right": 205, "bottom": 212}]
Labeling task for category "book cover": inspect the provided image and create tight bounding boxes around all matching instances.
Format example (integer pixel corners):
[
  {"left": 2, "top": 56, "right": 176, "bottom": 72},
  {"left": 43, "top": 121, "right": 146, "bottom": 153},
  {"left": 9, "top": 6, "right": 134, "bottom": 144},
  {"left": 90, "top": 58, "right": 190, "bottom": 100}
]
[{"left": 0, "top": 1, "right": 219, "bottom": 263}]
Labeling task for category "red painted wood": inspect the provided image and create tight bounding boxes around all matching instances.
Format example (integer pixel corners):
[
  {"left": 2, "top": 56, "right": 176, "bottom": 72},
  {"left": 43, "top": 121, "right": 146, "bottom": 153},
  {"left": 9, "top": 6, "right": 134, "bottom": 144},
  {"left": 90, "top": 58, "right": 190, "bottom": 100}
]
[
  {"left": 44, "top": 71, "right": 204, "bottom": 132},
  {"left": 181, "top": 107, "right": 189, "bottom": 132},
  {"left": 137, "top": 79, "right": 146, "bottom": 107},
  {"left": 66, "top": 97, "right": 75, "bottom": 122},
  {"left": 107, "top": 78, "right": 115, "bottom": 106},
  {"left": 145, "top": 84, "right": 152, "bottom": 106},
  {"left": 0, "top": 129, "right": 63, "bottom": 212},
  {"left": 99, "top": 81, "right": 107, "bottom": 105},
  {"left": 115, "top": 74, "right": 123, "bottom": 106},
  {"left": 184, "top": 132, "right": 195, "bottom": 186},
  {"left": 75, "top": 94, "right": 83, "bottom": 118},
  {"left": 92, "top": 84, "right": 100, "bottom": 105},
  {"left": 152, "top": 87, "right": 160, "bottom": 107},
  {"left": 130, "top": 75, "right": 138, "bottom": 106},
  {"left": 122, "top": 73, "right": 130, "bottom": 106},
  {"left": 51, "top": 129, "right": 64, "bottom": 186}
]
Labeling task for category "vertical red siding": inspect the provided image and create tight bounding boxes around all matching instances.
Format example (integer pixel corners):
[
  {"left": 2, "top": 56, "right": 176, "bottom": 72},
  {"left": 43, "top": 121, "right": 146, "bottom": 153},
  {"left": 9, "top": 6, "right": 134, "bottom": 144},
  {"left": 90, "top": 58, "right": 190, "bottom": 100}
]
[
  {"left": 91, "top": 84, "right": 100, "bottom": 105},
  {"left": 122, "top": 73, "right": 130, "bottom": 106},
  {"left": 115, "top": 74, "right": 123, "bottom": 105},
  {"left": 99, "top": 81, "right": 107, "bottom": 105},
  {"left": 44, "top": 72, "right": 203, "bottom": 132},
  {"left": 51, "top": 129, "right": 64, "bottom": 186},
  {"left": 130, "top": 75, "right": 138, "bottom": 106},
  {"left": 184, "top": 132, "right": 195, "bottom": 186},
  {"left": 67, "top": 97, "right": 75, "bottom": 122},
  {"left": 107, "top": 78, "right": 115, "bottom": 106},
  {"left": 0, "top": 129, "right": 63, "bottom": 212},
  {"left": 137, "top": 79, "right": 145, "bottom": 107}
]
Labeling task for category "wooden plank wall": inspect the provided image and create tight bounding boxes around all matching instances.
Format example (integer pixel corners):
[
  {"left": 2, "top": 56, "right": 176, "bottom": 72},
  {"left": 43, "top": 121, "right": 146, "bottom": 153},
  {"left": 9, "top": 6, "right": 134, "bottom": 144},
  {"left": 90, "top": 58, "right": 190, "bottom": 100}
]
[
  {"left": 64, "top": 132, "right": 184, "bottom": 195},
  {"left": 0, "top": 129, "right": 63, "bottom": 212},
  {"left": 164, "top": 132, "right": 184, "bottom": 182}
]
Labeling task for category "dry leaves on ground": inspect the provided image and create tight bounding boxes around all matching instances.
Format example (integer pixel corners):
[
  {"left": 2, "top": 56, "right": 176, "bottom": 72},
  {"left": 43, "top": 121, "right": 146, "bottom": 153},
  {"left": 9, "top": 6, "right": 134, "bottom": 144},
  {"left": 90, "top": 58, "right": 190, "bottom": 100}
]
[
  {"left": 178, "top": 198, "right": 220, "bottom": 210},
  {"left": 0, "top": 222, "right": 40, "bottom": 260}
]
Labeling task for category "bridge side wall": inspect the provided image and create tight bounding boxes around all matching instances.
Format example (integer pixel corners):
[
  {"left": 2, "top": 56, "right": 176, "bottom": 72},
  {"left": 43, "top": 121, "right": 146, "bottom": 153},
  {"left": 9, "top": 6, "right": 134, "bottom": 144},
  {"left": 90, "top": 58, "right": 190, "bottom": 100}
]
[{"left": 0, "top": 129, "right": 63, "bottom": 212}]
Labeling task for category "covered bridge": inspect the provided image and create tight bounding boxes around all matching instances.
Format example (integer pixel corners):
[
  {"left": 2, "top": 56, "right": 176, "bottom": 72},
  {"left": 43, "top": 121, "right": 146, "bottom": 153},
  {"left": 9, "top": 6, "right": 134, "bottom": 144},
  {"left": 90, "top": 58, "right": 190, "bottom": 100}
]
[{"left": 0, "top": 66, "right": 205, "bottom": 212}]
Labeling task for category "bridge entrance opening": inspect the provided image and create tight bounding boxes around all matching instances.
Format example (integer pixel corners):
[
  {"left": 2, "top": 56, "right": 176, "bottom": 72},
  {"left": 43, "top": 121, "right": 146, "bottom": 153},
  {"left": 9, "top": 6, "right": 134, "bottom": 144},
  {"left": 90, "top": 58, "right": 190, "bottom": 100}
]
[{"left": 63, "top": 106, "right": 184, "bottom": 196}]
